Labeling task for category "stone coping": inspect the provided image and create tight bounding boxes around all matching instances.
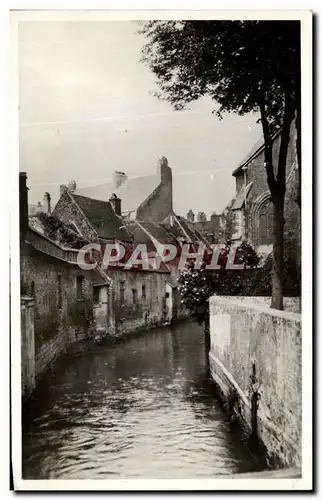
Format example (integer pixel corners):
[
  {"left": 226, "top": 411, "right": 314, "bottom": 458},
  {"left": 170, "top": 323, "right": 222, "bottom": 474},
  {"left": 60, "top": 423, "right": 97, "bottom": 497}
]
[{"left": 210, "top": 295, "right": 301, "bottom": 322}]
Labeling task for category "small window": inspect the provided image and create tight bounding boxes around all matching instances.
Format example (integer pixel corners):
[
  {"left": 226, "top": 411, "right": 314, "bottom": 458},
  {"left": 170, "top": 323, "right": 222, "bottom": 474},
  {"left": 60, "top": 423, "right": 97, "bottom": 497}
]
[
  {"left": 120, "top": 281, "right": 125, "bottom": 304},
  {"left": 58, "top": 275, "right": 62, "bottom": 309},
  {"left": 30, "top": 281, "right": 35, "bottom": 298},
  {"left": 132, "top": 288, "right": 137, "bottom": 305},
  {"left": 76, "top": 276, "right": 85, "bottom": 300},
  {"left": 142, "top": 284, "right": 146, "bottom": 301}
]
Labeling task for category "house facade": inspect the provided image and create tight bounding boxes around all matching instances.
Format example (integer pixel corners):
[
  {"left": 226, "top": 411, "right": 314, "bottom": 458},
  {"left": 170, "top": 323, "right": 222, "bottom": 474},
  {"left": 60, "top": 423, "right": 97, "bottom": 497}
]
[
  {"left": 52, "top": 157, "right": 207, "bottom": 323},
  {"left": 223, "top": 120, "right": 300, "bottom": 256}
]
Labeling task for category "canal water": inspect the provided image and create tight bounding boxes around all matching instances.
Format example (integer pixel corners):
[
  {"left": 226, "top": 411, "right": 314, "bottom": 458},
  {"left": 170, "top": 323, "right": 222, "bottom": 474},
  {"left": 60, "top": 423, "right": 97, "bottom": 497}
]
[{"left": 22, "top": 321, "right": 264, "bottom": 479}]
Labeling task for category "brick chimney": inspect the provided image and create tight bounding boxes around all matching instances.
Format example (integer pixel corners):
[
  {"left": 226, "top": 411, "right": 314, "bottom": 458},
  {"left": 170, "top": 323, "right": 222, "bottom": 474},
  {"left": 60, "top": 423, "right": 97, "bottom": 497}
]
[
  {"left": 43, "top": 192, "right": 51, "bottom": 214},
  {"left": 113, "top": 171, "right": 127, "bottom": 189},
  {"left": 109, "top": 193, "right": 121, "bottom": 216},
  {"left": 19, "top": 172, "right": 28, "bottom": 235},
  {"left": 60, "top": 184, "right": 68, "bottom": 196},
  {"left": 67, "top": 180, "right": 77, "bottom": 193},
  {"left": 157, "top": 156, "right": 172, "bottom": 184}
]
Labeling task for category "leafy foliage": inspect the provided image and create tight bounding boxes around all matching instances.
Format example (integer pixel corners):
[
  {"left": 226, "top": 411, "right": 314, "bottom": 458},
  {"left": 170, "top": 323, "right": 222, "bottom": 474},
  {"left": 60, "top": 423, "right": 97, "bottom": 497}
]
[
  {"left": 259, "top": 240, "right": 300, "bottom": 296},
  {"left": 178, "top": 239, "right": 299, "bottom": 323},
  {"left": 178, "top": 263, "right": 217, "bottom": 324},
  {"left": 140, "top": 20, "right": 300, "bottom": 133},
  {"left": 235, "top": 241, "right": 262, "bottom": 269}
]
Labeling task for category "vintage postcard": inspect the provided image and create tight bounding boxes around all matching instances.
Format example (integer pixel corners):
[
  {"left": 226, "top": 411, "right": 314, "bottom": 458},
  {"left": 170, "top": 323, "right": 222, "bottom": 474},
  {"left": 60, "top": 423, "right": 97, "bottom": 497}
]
[{"left": 10, "top": 9, "right": 312, "bottom": 491}]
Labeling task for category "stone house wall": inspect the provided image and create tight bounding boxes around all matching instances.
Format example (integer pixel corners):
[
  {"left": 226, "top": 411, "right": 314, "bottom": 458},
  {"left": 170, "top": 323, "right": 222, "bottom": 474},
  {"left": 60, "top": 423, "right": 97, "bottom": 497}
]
[
  {"left": 229, "top": 120, "right": 300, "bottom": 254},
  {"left": 20, "top": 240, "right": 104, "bottom": 378}
]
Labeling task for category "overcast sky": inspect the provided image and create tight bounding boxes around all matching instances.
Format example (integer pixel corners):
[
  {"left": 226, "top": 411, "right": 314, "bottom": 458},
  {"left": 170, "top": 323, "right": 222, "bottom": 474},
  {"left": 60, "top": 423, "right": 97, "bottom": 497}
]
[{"left": 19, "top": 20, "right": 262, "bottom": 217}]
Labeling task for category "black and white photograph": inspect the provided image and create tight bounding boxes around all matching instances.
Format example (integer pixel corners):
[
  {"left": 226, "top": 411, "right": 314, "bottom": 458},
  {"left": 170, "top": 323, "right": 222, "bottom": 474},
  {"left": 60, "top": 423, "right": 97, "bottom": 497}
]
[{"left": 10, "top": 9, "right": 312, "bottom": 491}]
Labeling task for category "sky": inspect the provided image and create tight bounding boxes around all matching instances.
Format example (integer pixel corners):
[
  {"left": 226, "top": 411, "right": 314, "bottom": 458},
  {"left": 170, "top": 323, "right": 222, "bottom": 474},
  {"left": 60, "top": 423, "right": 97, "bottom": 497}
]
[{"left": 19, "top": 20, "right": 262, "bottom": 217}]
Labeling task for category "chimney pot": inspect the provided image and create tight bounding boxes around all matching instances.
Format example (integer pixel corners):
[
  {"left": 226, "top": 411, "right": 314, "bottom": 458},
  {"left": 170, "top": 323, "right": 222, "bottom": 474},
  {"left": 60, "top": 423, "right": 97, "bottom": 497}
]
[
  {"left": 187, "top": 209, "right": 195, "bottom": 223},
  {"left": 60, "top": 184, "right": 68, "bottom": 196},
  {"left": 197, "top": 212, "right": 207, "bottom": 223},
  {"left": 43, "top": 192, "right": 51, "bottom": 214},
  {"left": 67, "top": 180, "right": 77, "bottom": 193}
]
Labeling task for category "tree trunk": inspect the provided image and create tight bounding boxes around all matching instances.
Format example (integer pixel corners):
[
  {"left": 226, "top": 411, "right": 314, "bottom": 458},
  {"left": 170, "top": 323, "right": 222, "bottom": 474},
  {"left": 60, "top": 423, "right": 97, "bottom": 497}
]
[
  {"left": 271, "top": 195, "right": 285, "bottom": 310},
  {"left": 258, "top": 84, "right": 295, "bottom": 311}
]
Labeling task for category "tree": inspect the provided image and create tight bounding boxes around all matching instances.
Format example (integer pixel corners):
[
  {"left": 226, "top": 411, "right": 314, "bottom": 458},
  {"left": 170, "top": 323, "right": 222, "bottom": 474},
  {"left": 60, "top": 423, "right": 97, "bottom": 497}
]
[
  {"left": 140, "top": 20, "right": 301, "bottom": 310},
  {"left": 178, "top": 241, "right": 260, "bottom": 367}
]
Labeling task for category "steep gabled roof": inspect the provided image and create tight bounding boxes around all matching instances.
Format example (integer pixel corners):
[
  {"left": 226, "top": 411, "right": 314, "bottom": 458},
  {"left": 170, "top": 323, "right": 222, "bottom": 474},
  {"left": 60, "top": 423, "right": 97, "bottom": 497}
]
[
  {"left": 71, "top": 193, "right": 132, "bottom": 242},
  {"left": 74, "top": 174, "right": 160, "bottom": 213}
]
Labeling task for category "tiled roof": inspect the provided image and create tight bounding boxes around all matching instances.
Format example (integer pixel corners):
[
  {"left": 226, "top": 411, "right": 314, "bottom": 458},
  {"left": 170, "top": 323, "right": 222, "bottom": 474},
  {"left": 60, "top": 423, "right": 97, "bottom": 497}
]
[
  {"left": 71, "top": 193, "right": 132, "bottom": 242},
  {"left": 74, "top": 174, "right": 160, "bottom": 213}
]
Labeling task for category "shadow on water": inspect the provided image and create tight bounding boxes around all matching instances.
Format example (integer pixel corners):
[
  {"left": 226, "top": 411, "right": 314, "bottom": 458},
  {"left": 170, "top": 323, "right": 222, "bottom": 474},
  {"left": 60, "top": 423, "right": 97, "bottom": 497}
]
[{"left": 22, "top": 321, "right": 268, "bottom": 479}]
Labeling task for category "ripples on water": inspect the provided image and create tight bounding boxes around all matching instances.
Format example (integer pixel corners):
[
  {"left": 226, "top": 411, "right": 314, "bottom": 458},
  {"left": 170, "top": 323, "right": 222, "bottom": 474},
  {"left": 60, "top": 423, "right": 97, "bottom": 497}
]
[{"left": 22, "top": 322, "right": 262, "bottom": 479}]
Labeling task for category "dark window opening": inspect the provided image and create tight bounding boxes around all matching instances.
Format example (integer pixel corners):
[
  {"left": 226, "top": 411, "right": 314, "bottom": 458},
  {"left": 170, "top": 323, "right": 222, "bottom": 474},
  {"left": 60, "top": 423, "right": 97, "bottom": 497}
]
[
  {"left": 120, "top": 281, "right": 125, "bottom": 305},
  {"left": 142, "top": 284, "right": 146, "bottom": 301},
  {"left": 30, "top": 281, "right": 35, "bottom": 298},
  {"left": 132, "top": 288, "right": 137, "bottom": 305}
]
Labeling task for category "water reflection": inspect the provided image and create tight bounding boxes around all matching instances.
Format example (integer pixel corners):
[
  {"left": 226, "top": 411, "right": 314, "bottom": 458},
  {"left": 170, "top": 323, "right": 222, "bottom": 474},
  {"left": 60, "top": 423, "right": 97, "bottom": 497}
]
[{"left": 22, "top": 321, "right": 263, "bottom": 479}]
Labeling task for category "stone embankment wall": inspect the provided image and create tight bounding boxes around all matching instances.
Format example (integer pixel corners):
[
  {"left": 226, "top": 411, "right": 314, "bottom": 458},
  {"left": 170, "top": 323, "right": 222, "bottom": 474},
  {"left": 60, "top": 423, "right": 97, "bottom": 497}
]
[{"left": 209, "top": 296, "right": 301, "bottom": 468}]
